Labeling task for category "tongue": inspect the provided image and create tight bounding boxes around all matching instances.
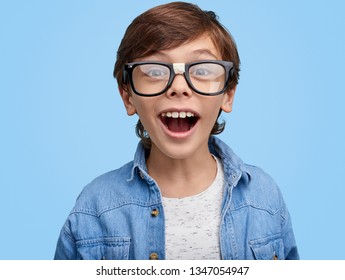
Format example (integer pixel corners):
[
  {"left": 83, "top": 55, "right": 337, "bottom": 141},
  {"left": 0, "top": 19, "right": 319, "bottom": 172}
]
[{"left": 166, "top": 118, "right": 191, "bottom": 132}]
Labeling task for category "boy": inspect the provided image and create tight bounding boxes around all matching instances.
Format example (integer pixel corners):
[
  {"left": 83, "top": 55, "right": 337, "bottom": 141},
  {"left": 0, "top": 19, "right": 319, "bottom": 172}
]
[{"left": 54, "top": 1, "right": 299, "bottom": 260}]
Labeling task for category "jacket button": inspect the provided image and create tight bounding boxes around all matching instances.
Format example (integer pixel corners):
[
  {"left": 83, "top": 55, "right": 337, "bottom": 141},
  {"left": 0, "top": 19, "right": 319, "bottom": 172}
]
[
  {"left": 149, "top": 252, "right": 159, "bottom": 260},
  {"left": 151, "top": 208, "right": 159, "bottom": 217}
]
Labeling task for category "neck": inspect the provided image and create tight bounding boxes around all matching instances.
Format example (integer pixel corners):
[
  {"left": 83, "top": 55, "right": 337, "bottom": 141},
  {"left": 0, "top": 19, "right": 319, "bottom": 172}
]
[{"left": 146, "top": 143, "right": 217, "bottom": 198}]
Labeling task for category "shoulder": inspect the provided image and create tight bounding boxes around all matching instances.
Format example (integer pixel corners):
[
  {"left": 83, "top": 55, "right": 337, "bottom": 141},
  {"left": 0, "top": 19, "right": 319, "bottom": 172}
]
[
  {"left": 70, "top": 161, "right": 146, "bottom": 216},
  {"left": 233, "top": 164, "right": 285, "bottom": 214},
  {"left": 209, "top": 137, "right": 285, "bottom": 212}
]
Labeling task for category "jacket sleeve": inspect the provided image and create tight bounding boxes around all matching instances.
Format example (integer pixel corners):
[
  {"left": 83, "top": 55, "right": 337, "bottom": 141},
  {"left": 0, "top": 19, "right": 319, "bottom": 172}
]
[
  {"left": 281, "top": 202, "right": 299, "bottom": 260},
  {"left": 54, "top": 221, "right": 77, "bottom": 260}
]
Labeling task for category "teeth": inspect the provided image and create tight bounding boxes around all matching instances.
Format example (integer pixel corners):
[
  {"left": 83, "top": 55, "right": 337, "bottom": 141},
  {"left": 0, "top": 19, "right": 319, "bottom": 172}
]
[
  {"left": 179, "top": 112, "right": 186, "bottom": 118},
  {"left": 161, "top": 111, "right": 195, "bottom": 118},
  {"left": 172, "top": 112, "right": 179, "bottom": 118}
]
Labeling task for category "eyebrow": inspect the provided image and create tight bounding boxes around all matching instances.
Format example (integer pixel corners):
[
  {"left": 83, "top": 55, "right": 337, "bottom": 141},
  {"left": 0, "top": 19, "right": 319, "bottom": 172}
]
[{"left": 191, "top": 49, "right": 219, "bottom": 60}]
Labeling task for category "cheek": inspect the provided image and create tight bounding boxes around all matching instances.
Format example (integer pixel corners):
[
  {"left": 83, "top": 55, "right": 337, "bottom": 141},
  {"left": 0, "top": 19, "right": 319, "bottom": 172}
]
[
  {"left": 203, "top": 101, "right": 225, "bottom": 130},
  {"left": 131, "top": 99, "right": 156, "bottom": 127},
  {"left": 131, "top": 97, "right": 148, "bottom": 115},
  {"left": 205, "top": 99, "right": 224, "bottom": 119}
]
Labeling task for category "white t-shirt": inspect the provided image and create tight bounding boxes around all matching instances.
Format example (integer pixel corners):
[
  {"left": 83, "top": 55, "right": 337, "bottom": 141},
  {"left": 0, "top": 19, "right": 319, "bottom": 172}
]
[{"left": 162, "top": 156, "right": 225, "bottom": 260}]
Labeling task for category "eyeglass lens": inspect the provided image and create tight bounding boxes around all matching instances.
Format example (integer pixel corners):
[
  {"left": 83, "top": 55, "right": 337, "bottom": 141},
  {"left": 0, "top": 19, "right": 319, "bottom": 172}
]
[{"left": 131, "top": 63, "right": 226, "bottom": 95}]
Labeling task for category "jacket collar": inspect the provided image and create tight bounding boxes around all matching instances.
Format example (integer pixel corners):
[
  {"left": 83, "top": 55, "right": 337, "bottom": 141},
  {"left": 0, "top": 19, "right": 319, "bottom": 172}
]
[
  {"left": 208, "top": 136, "right": 251, "bottom": 186},
  {"left": 129, "top": 136, "right": 251, "bottom": 185}
]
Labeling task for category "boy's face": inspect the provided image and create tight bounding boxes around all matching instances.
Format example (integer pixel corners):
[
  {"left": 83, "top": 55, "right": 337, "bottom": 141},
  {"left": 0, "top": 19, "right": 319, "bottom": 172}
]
[{"left": 120, "top": 35, "right": 236, "bottom": 160}]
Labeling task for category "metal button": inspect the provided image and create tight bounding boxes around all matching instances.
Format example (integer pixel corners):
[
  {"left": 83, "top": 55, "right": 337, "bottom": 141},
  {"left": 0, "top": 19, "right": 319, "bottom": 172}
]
[
  {"left": 151, "top": 208, "right": 159, "bottom": 217},
  {"left": 149, "top": 252, "right": 159, "bottom": 260}
]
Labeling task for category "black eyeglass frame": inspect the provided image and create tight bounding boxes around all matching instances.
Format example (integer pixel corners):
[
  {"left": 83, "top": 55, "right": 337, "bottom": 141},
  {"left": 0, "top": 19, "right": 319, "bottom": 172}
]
[{"left": 123, "top": 60, "right": 234, "bottom": 97}]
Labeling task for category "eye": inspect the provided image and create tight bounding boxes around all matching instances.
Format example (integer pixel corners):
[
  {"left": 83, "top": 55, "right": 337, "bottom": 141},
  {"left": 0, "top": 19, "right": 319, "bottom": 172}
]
[
  {"left": 139, "top": 64, "right": 169, "bottom": 79},
  {"left": 189, "top": 63, "right": 225, "bottom": 80},
  {"left": 191, "top": 66, "right": 211, "bottom": 76},
  {"left": 147, "top": 69, "right": 167, "bottom": 77}
]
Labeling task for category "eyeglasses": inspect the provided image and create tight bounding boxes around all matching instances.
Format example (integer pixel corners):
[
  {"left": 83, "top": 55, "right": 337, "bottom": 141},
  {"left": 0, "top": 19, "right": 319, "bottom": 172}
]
[{"left": 123, "top": 60, "right": 234, "bottom": 96}]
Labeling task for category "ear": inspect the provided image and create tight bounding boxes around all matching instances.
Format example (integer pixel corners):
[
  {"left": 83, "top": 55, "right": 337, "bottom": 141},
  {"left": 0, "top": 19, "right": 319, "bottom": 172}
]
[
  {"left": 119, "top": 85, "right": 137, "bottom": 116},
  {"left": 220, "top": 86, "right": 236, "bottom": 113}
]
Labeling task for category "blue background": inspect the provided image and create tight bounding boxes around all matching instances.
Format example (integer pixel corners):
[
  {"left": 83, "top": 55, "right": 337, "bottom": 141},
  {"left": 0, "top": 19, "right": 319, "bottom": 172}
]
[{"left": 1, "top": 0, "right": 344, "bottom": 259}]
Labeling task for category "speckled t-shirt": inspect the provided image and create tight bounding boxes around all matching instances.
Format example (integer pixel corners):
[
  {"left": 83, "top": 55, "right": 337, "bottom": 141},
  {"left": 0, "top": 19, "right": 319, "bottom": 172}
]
[{"left": 162, "top": 156, "right": 224, "bottom": 260}]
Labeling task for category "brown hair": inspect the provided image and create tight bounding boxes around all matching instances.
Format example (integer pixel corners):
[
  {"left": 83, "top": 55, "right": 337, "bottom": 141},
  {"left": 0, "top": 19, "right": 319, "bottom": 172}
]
[{"left": 114, "top": 1, "right": 240, "bottom": 148}]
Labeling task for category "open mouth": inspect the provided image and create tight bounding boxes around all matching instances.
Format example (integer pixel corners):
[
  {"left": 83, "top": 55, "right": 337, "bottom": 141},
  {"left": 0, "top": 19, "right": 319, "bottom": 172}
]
[{"left": 159, "top": 111, "right": 199, "bottom": 133}]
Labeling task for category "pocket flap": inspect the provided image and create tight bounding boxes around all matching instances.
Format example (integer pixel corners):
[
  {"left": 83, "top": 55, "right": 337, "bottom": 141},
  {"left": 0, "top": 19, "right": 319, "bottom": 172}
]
[
  {"left": 249, "top": 234, "right": 284, "bottom": 260},
  {"left": 76, "top": 236, "right": 130, "bottom": 260}
]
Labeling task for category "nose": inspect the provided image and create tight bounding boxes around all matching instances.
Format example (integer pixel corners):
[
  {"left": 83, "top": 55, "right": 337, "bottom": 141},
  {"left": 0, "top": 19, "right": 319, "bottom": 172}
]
[{"left": 165, "top": 74, "right": 193, "bottom": 98}]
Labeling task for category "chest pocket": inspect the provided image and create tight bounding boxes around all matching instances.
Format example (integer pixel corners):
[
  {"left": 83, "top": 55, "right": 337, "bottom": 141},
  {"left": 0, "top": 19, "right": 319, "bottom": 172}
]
[
  {"left": 249, "top": 234, "right": 284, "bottom": 260},
  {"left": 76, "top": 237, "right": 130, "bottom": 260}
]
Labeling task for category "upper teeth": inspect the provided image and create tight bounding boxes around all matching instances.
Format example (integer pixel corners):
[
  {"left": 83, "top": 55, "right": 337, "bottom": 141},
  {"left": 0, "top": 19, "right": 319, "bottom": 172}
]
[{"left": 161, "top": 112, "right": 195, "bottom": 118}]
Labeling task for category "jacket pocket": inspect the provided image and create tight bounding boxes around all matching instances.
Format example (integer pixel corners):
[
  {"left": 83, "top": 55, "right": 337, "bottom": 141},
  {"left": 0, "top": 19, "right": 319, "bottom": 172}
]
[
  {"left": 249, "top": 234, "right": 284, "bottom": 260},
  {"left": 76, "top": 236, "right": 130, "bottom": 260}
]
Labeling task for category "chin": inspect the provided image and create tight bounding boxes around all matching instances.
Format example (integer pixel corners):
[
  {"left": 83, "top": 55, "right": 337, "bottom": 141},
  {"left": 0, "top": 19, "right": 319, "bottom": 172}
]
[{"left": 151, "top": 138, "right": 207, "bottom": 160}]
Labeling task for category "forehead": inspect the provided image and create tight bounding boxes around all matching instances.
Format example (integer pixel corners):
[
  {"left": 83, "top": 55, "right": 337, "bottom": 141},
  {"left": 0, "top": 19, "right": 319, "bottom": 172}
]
[{"left": 138, "top": 35, "right": 222, "bottom": 62}]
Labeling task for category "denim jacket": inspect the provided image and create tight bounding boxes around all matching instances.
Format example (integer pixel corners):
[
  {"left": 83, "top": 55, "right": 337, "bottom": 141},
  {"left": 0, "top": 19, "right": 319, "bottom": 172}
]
[{"left": 54, "top": 136, "right": 299, "bottom": 260}]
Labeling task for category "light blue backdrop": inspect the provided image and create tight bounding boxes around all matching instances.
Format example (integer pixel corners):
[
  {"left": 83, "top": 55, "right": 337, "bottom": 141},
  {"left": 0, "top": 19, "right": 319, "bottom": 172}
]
[{"left": 1, "top": 0, "right": 344, "bottom": 259}]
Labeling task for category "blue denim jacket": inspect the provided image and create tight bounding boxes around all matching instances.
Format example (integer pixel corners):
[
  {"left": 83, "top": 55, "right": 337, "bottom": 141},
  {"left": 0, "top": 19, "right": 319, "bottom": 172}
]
[{"left": 54, "top": 136, "right": 299, "bottom": 260}]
